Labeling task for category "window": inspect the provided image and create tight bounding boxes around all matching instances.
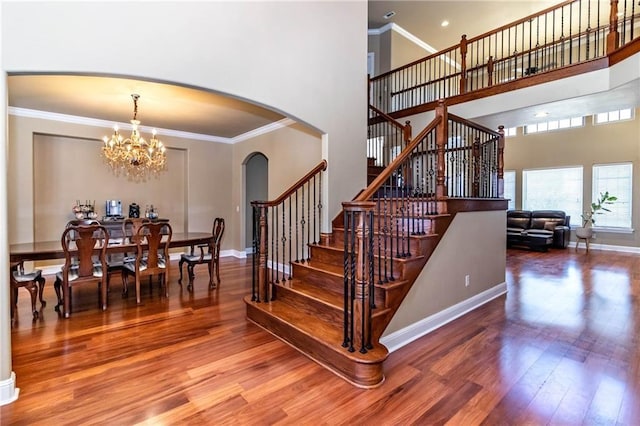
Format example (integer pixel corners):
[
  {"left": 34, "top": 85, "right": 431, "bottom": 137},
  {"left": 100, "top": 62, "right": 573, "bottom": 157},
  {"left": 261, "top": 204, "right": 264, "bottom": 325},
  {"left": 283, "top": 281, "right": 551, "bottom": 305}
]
[
  {"left": 367, "top": 136, "right": 384, "bottom": 166},
  {"left": 504, "top": 170, "right": 516, "bottom": 210},
  {"left": 525, "top": 116, "right": 583, "bottom": 134},
  {"left": 592, "top": 163, "right": 632, "bottom": 228},
  {"left": 504, "top": 127, "right": 517, "bottom": 137},
  {"left": 523, "top": 167, "right": 583, "bottom": 226},
  {"left": 594, "top": 108, "right": 633, "bottom": 124}
]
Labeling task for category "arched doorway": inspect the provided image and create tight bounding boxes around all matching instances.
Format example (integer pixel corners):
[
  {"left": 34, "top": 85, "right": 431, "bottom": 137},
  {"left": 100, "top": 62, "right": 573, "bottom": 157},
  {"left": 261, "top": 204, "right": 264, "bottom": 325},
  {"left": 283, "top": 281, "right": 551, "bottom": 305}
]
[{"left": 244, "top": 152, "right": 268, "bottom": 252}]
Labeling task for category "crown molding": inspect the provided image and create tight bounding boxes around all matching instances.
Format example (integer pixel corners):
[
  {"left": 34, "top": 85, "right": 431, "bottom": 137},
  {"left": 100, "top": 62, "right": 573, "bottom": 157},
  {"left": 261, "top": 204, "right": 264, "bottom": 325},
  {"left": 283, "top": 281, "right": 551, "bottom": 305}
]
[
  {"left": 231, "top": 118, "right": 296, "bottom": 143},
  {"left": 8, "top": 107, "right": 295, "bottom": 144},
  {"left": 368, "top": 23, "right": 460, "bottom": 70}
]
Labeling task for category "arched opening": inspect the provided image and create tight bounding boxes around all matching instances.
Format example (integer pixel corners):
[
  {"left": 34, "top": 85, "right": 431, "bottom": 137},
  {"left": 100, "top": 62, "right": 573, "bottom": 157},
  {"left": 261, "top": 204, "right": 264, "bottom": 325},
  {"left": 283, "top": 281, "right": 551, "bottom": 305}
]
[{"left": 244, "top": 152, "right": 269, "bottom": 252}]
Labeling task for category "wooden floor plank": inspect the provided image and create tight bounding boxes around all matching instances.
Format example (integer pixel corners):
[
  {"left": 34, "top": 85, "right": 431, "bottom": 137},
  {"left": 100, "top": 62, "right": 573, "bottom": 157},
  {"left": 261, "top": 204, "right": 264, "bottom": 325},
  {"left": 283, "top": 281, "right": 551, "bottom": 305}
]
[{"left": 2, "top": 248, "right": 640, "bottom": 424}]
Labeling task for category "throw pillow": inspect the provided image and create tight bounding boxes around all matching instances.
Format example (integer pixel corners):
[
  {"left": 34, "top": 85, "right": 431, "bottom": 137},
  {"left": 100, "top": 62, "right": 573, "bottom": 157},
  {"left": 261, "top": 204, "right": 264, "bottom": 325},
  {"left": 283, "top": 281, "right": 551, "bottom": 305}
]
[{"left": 544, "top": 222, "right": 557, "bottom": 231}]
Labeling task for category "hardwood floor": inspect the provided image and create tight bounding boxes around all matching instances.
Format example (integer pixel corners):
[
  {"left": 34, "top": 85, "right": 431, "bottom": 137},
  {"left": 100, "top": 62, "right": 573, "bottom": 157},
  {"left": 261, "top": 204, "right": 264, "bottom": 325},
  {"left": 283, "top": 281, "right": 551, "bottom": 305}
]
[{"left": 2, "top": 248, "right": 639, "bottom": 424}]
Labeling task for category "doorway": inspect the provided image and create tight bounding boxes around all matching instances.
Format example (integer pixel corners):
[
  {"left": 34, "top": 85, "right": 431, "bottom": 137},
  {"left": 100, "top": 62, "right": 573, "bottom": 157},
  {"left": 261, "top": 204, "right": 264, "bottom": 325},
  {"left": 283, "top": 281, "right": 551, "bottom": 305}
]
[{"left": 245, "top": 153, "right": 268, "bottom": 251}]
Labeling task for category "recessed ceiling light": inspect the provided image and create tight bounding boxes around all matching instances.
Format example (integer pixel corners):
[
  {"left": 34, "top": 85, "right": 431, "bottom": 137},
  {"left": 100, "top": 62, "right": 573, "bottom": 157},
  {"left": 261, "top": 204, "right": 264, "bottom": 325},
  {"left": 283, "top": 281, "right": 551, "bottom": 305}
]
[
  {"left": 441, "top": 20, "right": 449, "bottom": 27},
  {"left": 383, "top": 11, "right": 396, "bottom": 19},
  {"left": 535, "top": 111, "right": 549, "bottom": 118}
]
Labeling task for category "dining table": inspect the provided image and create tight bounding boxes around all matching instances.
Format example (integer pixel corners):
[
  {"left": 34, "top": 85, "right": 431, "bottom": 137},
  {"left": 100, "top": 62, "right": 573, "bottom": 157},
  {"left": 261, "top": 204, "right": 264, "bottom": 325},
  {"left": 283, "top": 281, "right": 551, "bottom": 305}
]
[{"left": 9, "top": 232, "right": 213, "bottom": 263}]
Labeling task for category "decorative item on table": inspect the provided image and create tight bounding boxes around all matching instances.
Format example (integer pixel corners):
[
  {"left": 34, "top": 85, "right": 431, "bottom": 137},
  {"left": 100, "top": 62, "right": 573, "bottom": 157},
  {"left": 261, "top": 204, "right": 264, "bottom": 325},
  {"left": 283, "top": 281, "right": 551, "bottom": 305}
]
[
  {"left": 145, "top": 204, "right": 159, "bottom": 219},
  {"left": 129, "top": 203, "right": 140, "bottom": 218},
  {"left": 72, "top": 200, "right": 97, "bottom": 220}
]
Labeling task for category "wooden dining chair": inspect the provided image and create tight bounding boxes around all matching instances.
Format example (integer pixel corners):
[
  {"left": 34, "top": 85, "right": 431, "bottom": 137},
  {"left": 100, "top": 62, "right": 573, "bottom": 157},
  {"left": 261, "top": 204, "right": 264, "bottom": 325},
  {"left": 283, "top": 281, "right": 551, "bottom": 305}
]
[
  {"left": 122, "top": 221, "right": 172, "bottom": 304},
  {"left": 54, "top": 223, "right": 109, "bottom": 318},
  {"left": 10, "top": 261, "right": 46, "bottom": 320},
  {"left": 178, "top": 217, "right": 225, "bottom": 291},
  {"left": 110, "top": 218, "right": 151, "bottom": 294}
]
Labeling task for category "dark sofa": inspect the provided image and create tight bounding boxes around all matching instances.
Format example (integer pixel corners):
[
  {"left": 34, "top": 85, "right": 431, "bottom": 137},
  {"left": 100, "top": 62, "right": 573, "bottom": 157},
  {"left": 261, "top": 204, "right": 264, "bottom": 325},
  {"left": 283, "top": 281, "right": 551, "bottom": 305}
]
[{"left": 507, "top": 210, "right": 571, "bottom": 250}]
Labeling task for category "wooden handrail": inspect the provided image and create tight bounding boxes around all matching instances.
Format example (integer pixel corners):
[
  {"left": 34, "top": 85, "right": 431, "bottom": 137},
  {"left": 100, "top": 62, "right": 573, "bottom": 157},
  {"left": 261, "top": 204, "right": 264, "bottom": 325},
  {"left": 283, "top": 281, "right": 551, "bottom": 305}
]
[
  {"left": 356, "top": 115, "right": 442, "bottom": 202},
  {"left": 448, "top": 113, "right": 501, "bottom": 136},
  {"left": 369, "top": 105, "right": 408, "bottom": 132},
  {"left": 464, "top": 0, "right": 576, "bottom": 46},
  {"left": 253, "top": 160, "right": 327, "bottom": 207}
]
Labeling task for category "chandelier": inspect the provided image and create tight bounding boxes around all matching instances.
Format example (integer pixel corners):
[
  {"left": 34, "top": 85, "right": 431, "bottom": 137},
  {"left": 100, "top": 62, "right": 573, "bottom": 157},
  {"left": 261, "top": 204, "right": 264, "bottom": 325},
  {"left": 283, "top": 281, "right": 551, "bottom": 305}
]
[{"left": 102, "top": 94, "right": 167, "bottom": 181}]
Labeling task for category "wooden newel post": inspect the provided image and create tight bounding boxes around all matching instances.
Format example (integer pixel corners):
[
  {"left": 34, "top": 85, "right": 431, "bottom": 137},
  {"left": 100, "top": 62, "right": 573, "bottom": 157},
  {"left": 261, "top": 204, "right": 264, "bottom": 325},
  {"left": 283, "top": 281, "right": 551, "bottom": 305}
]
[
  {"left": 459, "top": 34, "right": 468, "bottom": 94},
  {"left": 403, "top": 120, "right": 412, "bottom": 146},
  {"left": 497, "top": 125, "right": 505, "bottom": 199},
  {"left": 253, "top": 202, "right": 269, "bottom": 303},
  {"left": 472, "top": 136, "right": 481, "bottom": 198},
  {"left": 342, "top": 201, "right": 375, "bottom": 354},
  {"left": 607, "top": 0, "right": 620, "bottom": 53},
  {"left": 435, "top": 100, "right": 448, "bottom": 199}
]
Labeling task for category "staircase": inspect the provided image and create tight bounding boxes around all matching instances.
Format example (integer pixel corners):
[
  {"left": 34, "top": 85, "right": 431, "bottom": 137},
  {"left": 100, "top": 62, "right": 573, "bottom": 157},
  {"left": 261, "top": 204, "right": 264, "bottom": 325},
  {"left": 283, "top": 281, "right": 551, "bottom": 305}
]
[
  {"left": 246, "top": 199, "right": 452, "bottom": 387},
  {"left": 245, "top": 101, "right": 505, "bottom": 387}
]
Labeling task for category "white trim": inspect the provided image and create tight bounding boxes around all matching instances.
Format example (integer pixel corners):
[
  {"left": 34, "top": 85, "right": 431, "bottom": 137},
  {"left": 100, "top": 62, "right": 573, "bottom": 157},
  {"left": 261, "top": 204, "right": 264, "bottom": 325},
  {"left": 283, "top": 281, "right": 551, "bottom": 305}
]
[
  {"left": 368, "top": 23, "right": 460, "bottom": 70},
  {"left": 223, "top": 249, "right": 247, "bottom": 259},
  {"left": 267, "top": 260, "right": 290, "bottom": 276},
  {"left": 571, "top": 241, "right": 640, "bottom": 253},
  {"left": 231, "top": 118, "right": 295, "bottom": 143},
  {"left": 591, "top": 226, "right": 634, "bottom": 234},
  {"left": 380, "top": 282, "right": 507, "bottom": 353},
  {"left": 0, "top": 372, "right": 19, "bottom": 406},
  {"left": 8, "top": 107, "right": 295, "bottom": 144}
]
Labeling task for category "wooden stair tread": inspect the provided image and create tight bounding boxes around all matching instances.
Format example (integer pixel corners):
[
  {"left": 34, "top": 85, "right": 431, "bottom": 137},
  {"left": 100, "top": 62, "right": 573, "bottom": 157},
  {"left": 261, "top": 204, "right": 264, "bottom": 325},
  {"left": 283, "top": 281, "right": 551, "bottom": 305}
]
[
  {"left": 296, "top": 259, "right": 343, "bottom": 276},
  {"left": 279, "top": 278, "right": 343, "bottom": 306},
  {"left": 245, "top": 295, "right": 388, "bottom": 363}
]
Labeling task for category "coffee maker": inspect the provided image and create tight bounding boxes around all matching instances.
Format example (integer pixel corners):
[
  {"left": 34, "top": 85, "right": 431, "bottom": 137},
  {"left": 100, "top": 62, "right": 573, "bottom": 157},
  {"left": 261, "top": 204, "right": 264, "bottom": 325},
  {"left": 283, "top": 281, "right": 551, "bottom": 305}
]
[{"left": 105, "top": 200, "right": 123, "bottom": 218}]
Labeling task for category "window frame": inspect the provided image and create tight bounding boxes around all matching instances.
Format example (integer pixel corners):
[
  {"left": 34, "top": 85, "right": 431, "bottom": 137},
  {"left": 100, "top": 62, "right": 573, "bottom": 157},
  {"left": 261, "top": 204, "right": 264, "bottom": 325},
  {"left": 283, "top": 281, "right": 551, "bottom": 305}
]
[
  {"left": 591, "top": 162, "right": 633, "bottom": 231},
  {"left": 522, "top": 166, "right": 583, "bottom": 226}
]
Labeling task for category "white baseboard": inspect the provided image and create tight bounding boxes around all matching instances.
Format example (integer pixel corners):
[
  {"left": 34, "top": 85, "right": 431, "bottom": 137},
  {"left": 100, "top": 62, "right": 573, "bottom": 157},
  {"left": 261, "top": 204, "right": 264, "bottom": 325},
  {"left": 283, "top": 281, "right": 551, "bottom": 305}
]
[
  {"left": 0, "top": 372, "right": 19, "bottom": 406},
  {"left": 571, "top": 241, "right": 640, "bottom": 254},
  {"left": 222, "top": 249, "right": 246, "bottom": 259},
  {"left": 380, "top": 282, "right": 508, "bottom": 353}
]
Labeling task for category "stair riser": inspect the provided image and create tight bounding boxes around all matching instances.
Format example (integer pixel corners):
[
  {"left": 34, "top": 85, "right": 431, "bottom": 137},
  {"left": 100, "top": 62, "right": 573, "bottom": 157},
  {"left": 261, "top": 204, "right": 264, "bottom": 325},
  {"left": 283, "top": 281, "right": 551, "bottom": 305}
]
[
  {"left": 275, "top": 285, "right": 344, "bottom": 325},
  {"left": 246, "top": 302, "right": 385, "bottom": 388},
  {"left": 308, "top": 246, "right": 344, "bottom": 267},
  {"left": 291, "top": 264, "right": 344, "bottom": 294},
  {"left": 332, "top": 231, "right": 435, "bottom": 256}
]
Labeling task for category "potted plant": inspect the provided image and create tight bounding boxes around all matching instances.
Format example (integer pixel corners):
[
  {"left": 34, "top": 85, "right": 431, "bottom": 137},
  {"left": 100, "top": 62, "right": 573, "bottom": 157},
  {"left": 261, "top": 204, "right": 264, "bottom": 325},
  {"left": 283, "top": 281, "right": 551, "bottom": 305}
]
[{"left": 576, "top": 191, "right": 617, "bottom": 239}]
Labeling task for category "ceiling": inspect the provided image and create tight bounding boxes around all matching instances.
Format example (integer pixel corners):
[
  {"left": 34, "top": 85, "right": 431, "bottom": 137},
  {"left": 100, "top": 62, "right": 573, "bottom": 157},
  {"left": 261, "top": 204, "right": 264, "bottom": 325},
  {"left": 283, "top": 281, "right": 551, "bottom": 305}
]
[
  {"left": 8, "top": 74, "right": 285, "bottom": 141},
  {"left": 7, "top": 2, "right": 639, "bottom": 140}
]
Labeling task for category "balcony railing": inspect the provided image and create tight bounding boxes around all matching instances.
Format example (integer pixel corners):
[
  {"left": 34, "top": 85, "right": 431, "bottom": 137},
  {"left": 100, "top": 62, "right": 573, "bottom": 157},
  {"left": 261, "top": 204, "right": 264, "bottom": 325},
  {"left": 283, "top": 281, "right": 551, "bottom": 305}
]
[{"left": 370, "top": 0, "right": 639, "bottom": 115}]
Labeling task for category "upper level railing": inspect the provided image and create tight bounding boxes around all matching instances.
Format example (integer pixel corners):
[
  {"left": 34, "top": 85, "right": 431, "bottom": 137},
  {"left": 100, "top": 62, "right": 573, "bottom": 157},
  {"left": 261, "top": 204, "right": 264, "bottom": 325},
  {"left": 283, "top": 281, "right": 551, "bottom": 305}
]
[
  {"left": 370, "top": 0, "right": 639, "bottom": 115},
  {"left": 368, "top": 105, "right": 412, "bottom": 168}
]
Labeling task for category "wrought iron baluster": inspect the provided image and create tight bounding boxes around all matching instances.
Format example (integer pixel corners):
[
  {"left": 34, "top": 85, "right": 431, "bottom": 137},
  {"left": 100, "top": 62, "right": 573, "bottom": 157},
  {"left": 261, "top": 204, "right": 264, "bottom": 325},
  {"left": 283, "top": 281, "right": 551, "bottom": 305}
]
[
  {"left": 313, "top": 175, "right": 317, "bottom": 244},
  {"left": 288, "top": 196, "right": 292, "bottom": 279},
  {"left": 295, "top": 191, "right": 299, "bottom": 263},
  {"left": 301, "top": 186, "right": 306, "bottom": 263},
  {"left": 274, "top": 205, "right": 279, "bottom": 284},
  {"left": 307, "top": 181, "right": 311, "bottom": 261}
]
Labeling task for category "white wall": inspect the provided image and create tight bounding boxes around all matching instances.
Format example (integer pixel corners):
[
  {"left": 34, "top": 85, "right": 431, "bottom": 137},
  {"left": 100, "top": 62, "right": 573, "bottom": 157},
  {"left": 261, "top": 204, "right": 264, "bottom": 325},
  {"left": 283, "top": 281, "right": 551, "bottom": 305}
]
[
  {"left": 0, "top": 1, "right": 368, "bottom": 401},
  {"left": 1, "top": 1, "right": 368, "bottom": 225}
]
